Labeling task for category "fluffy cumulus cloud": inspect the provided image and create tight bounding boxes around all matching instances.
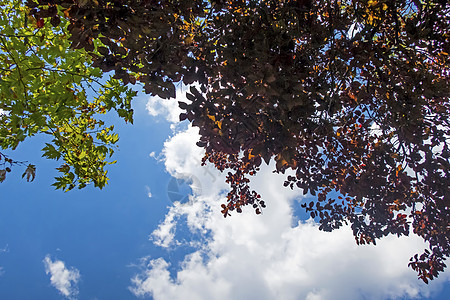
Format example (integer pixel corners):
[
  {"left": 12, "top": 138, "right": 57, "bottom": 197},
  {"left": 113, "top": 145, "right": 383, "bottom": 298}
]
[
  {"left": 146, "top": 96, "right": 182, "bottom": 124},
  {"left": 146, "top": 86, "right": 194, "bottom": 124},
  {"left": 131, "top": 120, "right": 450, "bottom": 299},
  {"left": 43, "top": 255, "right": 81, "bottom": 299}
]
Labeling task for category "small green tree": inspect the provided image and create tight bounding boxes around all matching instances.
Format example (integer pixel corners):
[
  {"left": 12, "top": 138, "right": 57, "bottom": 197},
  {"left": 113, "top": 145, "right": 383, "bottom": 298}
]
[{"left": 0, "top": 0, "right": 136, "bottom": 190}]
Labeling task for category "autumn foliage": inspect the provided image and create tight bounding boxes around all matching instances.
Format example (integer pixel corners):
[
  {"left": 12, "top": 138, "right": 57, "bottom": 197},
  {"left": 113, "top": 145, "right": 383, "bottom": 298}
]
[{"left": 27, "top": 0, "right": 450, "bottom": 282}]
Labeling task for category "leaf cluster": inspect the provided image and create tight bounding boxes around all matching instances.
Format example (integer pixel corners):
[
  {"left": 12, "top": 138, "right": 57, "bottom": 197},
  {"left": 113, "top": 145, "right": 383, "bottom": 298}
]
[{"left": 1, "top": 0, "right": 136, "bottom": 189}]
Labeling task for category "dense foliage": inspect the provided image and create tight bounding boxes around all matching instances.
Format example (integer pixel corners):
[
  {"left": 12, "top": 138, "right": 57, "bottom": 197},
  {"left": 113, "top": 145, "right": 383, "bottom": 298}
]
[
  {"left": 0, "top": 0, "right": 135, "bottom": 190},
  {"left": 25, "top": 0, "right": 450, "bottom": 282}
]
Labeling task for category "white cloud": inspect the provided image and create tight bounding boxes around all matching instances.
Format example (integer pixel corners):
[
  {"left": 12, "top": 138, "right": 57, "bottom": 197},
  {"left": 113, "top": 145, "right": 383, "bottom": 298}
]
[
  {"left": 151, "top": 204, "right": 180, "bottom": 248},
  {"left": 146, "top": 86, "right": 193, "bottom": 124},
  {"left": 146, "top": 97, "right": 182, "bottom": 123},
  {"left": 160, "top": 126, "right": 226, "bottom": 196},
  {"left": 347, "top": 22, "right": 364, "bottom": 39},
  {"left": 145, "top": 185, "right": 153, "bottom": 198},
  {"left": 131, "top": 120, "right": 450, "bottom": 300},
  {"left": 0, "top": 244, "right": 8, "bottom": 253},
  {"left": 0, "top": 244, "right": 8, "bottom": 276},
  {"left": 43, "top": 255, "right": 81, "bottom": 299}
]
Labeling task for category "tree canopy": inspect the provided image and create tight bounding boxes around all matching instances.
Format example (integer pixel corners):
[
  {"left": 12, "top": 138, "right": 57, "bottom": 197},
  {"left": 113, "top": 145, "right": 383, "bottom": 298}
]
[
  {"left": 0, "top": 0, "right": 135, "bottom": 190},
  {"left": 8, "top": 0, "right": 450, "bottom": 282}
]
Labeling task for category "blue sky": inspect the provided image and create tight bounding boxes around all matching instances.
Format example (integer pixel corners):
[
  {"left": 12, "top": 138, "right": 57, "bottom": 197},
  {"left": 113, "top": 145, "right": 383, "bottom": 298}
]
[{"left": 0, "top": 89, "right": 449, "bottom": 300}]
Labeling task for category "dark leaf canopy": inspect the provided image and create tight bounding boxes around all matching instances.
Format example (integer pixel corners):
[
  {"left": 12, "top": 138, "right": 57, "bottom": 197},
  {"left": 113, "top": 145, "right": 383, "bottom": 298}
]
[{"left": 28, "top": 0, "right": 449, "bottom": 282}]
